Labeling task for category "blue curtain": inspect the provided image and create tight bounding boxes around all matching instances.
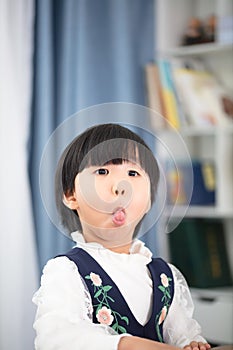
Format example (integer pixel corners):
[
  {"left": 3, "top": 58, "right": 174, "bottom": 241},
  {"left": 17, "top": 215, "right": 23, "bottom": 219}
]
[{"left": 30, "top": 0, "right": 156, "bottom": 271}]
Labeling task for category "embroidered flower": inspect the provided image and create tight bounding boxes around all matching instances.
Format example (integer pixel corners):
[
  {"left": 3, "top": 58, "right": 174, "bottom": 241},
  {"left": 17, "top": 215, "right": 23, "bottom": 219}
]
[
  {"left": 155, "top": 272, "right": 173, "bottom": 342},
  {"left": 96, "top": 306, "right": 114, "bottom": 326},
  {"left": 158, "top": 306, "right": 167, "bottom": 325},
  {"left": 160, "top": 273, "right": 169, "bottom": 288},
  {"left": 85, "top": 272, "right": 129, "bottom": 334},
  {"left": 90, "top": 272, "right": 102, "bottom": 287}
]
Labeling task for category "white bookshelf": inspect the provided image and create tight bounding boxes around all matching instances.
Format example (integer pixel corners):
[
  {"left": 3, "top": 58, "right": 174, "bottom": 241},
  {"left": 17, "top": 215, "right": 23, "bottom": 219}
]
[
  {"left": 165, "top": 42, "right": 233, "bottom": 56},
  {"left": 191, "top": 287, "right": 233, "bottom": 344},
  {"left": 165, "top": 205, "right": 233, "bottom": 219},
  {"left": 155, "top": 0, "right": 233, "bottom": 344}
]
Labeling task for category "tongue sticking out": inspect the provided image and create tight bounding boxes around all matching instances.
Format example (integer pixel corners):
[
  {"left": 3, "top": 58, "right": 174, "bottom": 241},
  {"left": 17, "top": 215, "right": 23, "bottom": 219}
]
[{"left": 112, "top": 208, "right": 126, "bottom": 226}]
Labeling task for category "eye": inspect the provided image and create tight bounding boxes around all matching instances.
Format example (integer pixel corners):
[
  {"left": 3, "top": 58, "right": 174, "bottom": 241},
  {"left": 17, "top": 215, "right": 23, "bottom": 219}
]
[
  {"left": 128, "top": 170, "right": 140, "bottom": 177},
  {"left": 95, "top": 168, "right": 109, "bottom": 175}
]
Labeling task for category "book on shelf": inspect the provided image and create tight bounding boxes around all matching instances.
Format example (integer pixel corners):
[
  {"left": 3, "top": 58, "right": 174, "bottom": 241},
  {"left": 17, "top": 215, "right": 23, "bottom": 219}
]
[
  {"left": 157, "top": 59, "right": 181, "bottom": 129},
  {"left": 168, "top": 218, "right": 233, "bottom": 288},
  {"left": 144, "top": 57, "right": 233, "bottom": 129},
  {"left": 166, "top": 159, "right": 215, "bottom": 206},
  {"left": 144, "top": 63, "right": 166, "bottom": 129},
  {"left": 144, "top": 60, "right": 181, "bottom": 129},
  {"left": 172, "top": 65, "right": 232, "bottom": 127}
]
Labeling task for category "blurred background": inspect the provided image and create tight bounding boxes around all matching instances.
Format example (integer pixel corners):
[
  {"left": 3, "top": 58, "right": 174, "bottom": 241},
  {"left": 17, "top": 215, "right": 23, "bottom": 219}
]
[{"left": 0, "top": 1, "right": 232, "bottom": 349}]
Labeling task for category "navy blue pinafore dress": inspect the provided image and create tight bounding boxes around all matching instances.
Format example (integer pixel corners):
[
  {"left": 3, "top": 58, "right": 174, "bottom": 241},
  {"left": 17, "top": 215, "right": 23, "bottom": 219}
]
[{"left": 59, "top": 247, "right": 174, "bottom": 342}]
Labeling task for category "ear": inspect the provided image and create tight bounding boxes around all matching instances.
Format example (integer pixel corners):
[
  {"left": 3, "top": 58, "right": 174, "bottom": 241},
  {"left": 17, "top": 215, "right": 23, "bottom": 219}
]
[{"left": 63, "top": 191, "right": 79, "bottom": 210}]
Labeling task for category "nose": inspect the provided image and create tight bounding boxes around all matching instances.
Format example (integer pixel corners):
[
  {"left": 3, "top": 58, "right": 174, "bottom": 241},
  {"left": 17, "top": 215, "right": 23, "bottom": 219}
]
[
  {"left": 110, "top": 180, "right": 133, "bottom": 209},
  {"left": 112, "top": 184, "right": 125, "bottom": 196},
  {"left": 112, "top": 181, "right": 127, "bottom": 196}
]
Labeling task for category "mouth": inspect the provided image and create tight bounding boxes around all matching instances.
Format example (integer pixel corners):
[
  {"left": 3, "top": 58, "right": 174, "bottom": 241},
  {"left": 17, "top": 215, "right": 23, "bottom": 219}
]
[{"left": 112, "top": 207, "right": 126, "bottom": 226}]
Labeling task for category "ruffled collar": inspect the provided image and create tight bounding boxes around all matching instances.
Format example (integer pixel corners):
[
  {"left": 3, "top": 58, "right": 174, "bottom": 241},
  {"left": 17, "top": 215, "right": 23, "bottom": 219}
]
[{"left": 71, "top": 231, "right": 153, "bottom": 261}]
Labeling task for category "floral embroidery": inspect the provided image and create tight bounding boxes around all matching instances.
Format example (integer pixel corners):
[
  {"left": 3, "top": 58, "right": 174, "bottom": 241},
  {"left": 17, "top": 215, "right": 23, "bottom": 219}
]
[
  {"left": 90, "top": 272, "right": 102, "bottom": 287},
  {"left": 158, "top": 306, "right": 167, "bottom": 325},
  {"left": 160, "top": 273, "right": 169, "bottom": 288},
  {"left": 96, "top": 306, "right": 114, "bottom": 325},
  {"left": 155, "top": 273, "right": 173, "bottom": 342},
  {"left": 85, "top": 272, "right": 129, "bottom": 333}
]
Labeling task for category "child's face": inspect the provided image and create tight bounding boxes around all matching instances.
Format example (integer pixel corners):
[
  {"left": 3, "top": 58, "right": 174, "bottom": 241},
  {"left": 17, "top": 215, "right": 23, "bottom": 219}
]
[{"left": 64, "top": 160, "right": 151, "bottom": 247}]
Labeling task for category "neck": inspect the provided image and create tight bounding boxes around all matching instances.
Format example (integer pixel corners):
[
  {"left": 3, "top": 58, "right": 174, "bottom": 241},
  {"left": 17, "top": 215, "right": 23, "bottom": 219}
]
[
  {"left": 108, "top": 243, "right": 132, "bottom": 254},
  {"left": 82, "top": 225, "right": 135, "bottom": 254}
]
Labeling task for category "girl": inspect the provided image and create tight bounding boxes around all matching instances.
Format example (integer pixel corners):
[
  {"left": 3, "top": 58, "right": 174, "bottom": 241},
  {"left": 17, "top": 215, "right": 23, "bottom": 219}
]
[{"left": 33, "top": 123, "right": 211, "bottom": 350}]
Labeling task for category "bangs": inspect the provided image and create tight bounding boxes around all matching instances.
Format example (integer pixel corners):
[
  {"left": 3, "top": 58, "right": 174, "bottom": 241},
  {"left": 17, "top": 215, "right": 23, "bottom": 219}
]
[{"left": 80, "top": 138, "right": 143, "bottom": 170}]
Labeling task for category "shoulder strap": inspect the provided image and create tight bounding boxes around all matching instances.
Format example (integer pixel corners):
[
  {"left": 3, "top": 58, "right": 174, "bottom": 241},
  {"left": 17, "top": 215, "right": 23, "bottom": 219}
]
[{"left": 146, "top": 257, "right": 174, "bottom": 342}]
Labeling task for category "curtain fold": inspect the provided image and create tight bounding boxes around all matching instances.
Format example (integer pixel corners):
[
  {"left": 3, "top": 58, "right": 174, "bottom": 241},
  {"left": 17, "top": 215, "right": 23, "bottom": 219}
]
[
  {"left": 30, "top": 0, "right": 156, "bottom": 271},
  {"left": 0, "top": 1, "right": 38, "bottom": 349}
]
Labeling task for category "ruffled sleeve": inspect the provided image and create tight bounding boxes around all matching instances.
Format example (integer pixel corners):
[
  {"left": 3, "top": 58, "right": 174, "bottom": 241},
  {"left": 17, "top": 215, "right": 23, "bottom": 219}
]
[
  {"left": 32, "top": 257, "right": 127, "bottom": 350},
  {"left": 163, "top": 264, "right": 207, "bottom": 347}
]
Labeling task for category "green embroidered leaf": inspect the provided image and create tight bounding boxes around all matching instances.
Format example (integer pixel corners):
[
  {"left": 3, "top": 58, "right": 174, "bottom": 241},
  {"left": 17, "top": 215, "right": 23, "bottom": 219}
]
[
  {"left": 166, "top": 290, "right": 171, "bottom": 298},
  {"left": 85, "top": 275, "right": 91, "bottom": 279},
  {"left": 158, "top": 286, "right": 165, "bottom": 292},
  {"left": 96, "top": 304, "right": 103, "bottom": 314},
  {"left": 107, "top": 296, "right": 115, "bottom": 302},
  {"left": 117, "top": 326, "right": 127, "bottom": 333},
  {"left": 103, "top": 285, "right": 112, "bottom": 292},
  {"left": 112, "top": 323, "right": 118, "bottom": 331},
  {"left": 155, "top": 316, "right": 164, "bottom": 343},
  {"left": 94, "top": 289, "right": 102, "bottom": 298},
  {"left": 120, "top": 316, "right": 129, "bottom": 325}
]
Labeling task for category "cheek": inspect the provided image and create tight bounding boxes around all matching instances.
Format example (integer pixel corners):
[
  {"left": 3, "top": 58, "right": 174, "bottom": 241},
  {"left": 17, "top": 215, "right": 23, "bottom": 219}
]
[
  {"left": 95, "top": 178, "right": 111, "bottom": 201},
  {"left": 131, "top": 180, "right": 151, "bottom": 211}
]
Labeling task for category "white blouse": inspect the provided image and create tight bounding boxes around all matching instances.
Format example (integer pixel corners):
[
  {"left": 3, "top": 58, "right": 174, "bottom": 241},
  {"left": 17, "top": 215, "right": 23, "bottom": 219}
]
[{"left": 33, "top": 232, "right": 206, "bottom": 350}]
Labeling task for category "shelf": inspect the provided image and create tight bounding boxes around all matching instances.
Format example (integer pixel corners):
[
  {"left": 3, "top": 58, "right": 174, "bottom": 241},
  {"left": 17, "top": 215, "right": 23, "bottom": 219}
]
[
  {"left": 191, "top": 286, "right": 233, "bottom": 299},
  {"left": 165, "top": 205, "right": 233, "bottom": 219},
  {"left": 155, "top": 1, "right": 233, "bottom": 237},
  {"left": 155, "top": 1, "right": 233, "bottom": 344},
  {"left": 191, "top": 286, "right": 233, "bottom": 344},
  {"left": 162, "top": 42, "right": 233, "bottom": 57}
]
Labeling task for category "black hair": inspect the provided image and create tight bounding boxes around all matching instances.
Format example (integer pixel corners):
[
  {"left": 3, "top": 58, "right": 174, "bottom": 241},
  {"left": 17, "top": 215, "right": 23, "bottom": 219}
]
[{"left": 55, "top": 123, "right": 160, "bottom": 235}]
